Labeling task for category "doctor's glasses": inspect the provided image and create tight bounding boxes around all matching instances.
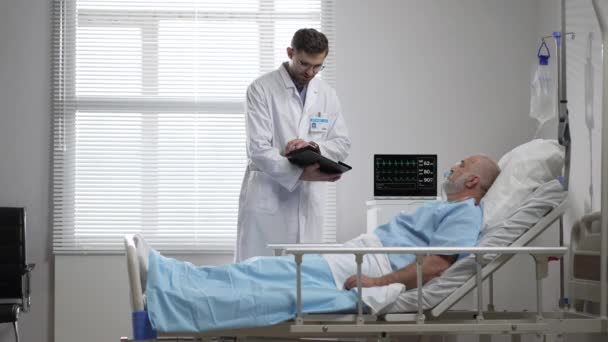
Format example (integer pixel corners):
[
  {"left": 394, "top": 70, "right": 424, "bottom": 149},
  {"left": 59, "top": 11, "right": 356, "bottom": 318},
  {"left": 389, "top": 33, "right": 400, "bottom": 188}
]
[{"left": 296, "top": 59, "right": 325, "bottom": 73}]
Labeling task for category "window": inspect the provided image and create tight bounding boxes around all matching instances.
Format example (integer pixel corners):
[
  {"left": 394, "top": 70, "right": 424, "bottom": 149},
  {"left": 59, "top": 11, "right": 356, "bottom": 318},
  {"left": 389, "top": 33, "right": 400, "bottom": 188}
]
[{"left": 52, "top": 0, "right": 337, "bottom": 253}]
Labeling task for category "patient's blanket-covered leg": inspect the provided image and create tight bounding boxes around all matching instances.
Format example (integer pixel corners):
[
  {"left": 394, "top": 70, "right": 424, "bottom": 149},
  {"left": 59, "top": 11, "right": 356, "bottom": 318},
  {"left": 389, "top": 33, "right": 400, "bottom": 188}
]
[{"left": 145, "top": 252, "right": 358, "bottom": 332}]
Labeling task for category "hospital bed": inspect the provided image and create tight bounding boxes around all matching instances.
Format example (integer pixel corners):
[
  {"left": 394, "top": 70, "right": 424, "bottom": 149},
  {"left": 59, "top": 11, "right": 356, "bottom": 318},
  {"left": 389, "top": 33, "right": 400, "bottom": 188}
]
[
  {"left": 120, "top": 0, "right": 608, "bottom": 340},
  {"left": 120, "top": 181, "right": 603, "bottom": 342}
]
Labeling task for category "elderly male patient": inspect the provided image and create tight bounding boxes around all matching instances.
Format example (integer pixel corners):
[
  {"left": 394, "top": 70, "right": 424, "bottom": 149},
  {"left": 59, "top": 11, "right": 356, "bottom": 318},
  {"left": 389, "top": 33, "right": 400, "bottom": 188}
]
[{"left": 135, "top": 155, "right": 500, "bottom": 332}]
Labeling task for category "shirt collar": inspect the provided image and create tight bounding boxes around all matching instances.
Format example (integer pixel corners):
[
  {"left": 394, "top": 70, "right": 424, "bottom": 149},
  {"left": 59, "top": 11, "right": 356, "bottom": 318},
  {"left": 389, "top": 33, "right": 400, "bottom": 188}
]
[{"left": 279, "top": 62, "right": 296, "bottom": 89}]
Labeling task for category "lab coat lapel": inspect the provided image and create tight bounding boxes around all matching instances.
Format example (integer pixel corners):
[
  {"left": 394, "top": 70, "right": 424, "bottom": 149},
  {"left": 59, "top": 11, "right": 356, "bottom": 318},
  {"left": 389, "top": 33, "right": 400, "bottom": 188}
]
[
  {"left": 298, "top": 79, "right": 319, "bottom": 138},
  {"left": 278, "top": 65, "right": 306, "bottom": 138}
]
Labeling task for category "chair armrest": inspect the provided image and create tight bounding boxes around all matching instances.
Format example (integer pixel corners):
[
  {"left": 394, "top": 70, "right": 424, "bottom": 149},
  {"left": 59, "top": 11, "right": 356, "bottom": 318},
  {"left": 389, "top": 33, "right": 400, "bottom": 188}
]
[{"left": 22, "top": 264, "right": 35, "bottom": 313}]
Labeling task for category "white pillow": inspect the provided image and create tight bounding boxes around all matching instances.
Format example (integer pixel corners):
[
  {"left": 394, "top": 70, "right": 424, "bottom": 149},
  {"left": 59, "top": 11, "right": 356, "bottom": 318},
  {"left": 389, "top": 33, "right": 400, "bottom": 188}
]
[{"left": 481, "top": 139, "right": 564, "bottom": 228}]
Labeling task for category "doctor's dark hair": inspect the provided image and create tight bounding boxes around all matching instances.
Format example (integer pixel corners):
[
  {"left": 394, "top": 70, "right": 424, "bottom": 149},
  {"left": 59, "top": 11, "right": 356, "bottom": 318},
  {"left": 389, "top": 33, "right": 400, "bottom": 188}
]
[{"left": 291, "top": 28, "right": 329, "bottom": 55}]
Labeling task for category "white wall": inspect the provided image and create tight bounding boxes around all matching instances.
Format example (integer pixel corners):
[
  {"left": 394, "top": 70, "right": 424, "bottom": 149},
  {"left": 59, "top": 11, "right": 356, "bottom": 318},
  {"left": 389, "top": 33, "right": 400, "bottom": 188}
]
[
  {"left": 0, "top": 0, "right": 52, "bottom": 342},
  {"left": 334, "top": 0, "right": 540, "bottom": 243}
]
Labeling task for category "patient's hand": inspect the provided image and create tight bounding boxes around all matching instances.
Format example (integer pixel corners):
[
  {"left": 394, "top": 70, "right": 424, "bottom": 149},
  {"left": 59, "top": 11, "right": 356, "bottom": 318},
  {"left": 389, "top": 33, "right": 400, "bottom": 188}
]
[{"left": 343, "top": 275, "right": 380, "bottom": 290}]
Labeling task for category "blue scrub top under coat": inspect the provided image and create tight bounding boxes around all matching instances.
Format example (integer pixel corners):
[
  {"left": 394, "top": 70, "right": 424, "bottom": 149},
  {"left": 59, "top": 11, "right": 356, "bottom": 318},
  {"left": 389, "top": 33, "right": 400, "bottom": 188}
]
[{"left": 374, "top": 198, "right": 483, "bottom": 271}]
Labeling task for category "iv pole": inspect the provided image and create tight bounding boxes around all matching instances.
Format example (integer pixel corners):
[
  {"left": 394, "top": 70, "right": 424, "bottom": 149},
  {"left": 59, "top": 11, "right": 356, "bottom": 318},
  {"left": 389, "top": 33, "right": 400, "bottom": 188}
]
[{"left": 539, "top": 0, "right": 574, "bottom": 309}]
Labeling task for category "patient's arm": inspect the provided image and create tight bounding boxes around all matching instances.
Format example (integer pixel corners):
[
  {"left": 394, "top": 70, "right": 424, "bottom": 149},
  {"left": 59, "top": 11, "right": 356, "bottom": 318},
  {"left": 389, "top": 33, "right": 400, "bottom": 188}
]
[{"left": 343, "top": 255, "right": 456, "bottom": 290}]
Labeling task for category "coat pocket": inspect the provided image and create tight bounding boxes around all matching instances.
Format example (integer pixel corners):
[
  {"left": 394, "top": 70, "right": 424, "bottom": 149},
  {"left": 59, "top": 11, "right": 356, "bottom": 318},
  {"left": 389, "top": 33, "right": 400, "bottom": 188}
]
[{"left": 244, "top": 171, "right": 279, "bottom": 214}]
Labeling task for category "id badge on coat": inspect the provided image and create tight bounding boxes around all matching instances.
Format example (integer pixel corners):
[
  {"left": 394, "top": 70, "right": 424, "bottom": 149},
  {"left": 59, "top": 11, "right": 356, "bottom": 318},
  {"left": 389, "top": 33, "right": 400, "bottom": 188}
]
[{"left": 310, "top": 113, "right": 330, "bottom": 133}]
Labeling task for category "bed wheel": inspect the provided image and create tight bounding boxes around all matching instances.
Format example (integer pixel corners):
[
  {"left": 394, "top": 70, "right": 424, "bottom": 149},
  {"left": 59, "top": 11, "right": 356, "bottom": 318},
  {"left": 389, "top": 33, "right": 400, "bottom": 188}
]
[{"left": 376, "top": 332, "right": 391, "bottom": 342}]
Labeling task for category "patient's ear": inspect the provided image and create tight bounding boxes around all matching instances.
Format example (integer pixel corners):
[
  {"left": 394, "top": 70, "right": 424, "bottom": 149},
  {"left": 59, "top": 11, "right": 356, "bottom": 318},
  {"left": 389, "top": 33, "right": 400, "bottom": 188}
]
[{"left": 465, "top": 174, "right": 480, "bottom": 189}]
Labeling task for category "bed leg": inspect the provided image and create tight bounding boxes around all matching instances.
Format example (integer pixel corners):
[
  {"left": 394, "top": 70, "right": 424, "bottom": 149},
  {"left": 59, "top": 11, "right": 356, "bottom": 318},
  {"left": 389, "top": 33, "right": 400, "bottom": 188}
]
[
  {"left": 532, "top": 255, "right": 549, "bottom": 321},
  {"left": 475, "top": 254, "right": 485, "bottom": 321},
  {"left": 377, "top": 332, "right": 391, "bottom": 342}
]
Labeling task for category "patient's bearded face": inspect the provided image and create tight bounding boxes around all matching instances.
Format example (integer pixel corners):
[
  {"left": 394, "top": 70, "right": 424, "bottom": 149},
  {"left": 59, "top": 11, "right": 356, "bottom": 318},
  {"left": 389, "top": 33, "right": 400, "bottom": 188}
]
[{"left": 442, "top": 173, "right": 468, "bottom": 195}]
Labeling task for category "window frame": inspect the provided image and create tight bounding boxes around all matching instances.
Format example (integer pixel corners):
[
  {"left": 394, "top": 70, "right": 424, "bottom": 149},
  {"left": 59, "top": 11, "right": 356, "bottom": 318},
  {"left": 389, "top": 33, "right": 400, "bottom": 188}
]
[{"left": 52, "top": 0, "right": 337, "bottom": 254}]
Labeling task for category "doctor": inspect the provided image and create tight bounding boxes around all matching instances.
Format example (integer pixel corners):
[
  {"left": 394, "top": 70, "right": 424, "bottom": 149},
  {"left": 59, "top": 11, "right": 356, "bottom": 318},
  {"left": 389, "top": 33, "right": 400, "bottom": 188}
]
[{"left": 235, "top": 28, "right": 351, "bottom": 261}]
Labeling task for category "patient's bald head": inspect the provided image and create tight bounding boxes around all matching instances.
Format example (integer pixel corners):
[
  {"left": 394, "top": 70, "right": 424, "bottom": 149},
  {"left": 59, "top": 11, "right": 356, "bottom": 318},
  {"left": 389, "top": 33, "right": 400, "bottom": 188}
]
[
  {"left": 444, "top": 154, "right": 500, "bottom": 204},
  {"left": 467, "top": 155, "right": 500, "bottom": 196}
]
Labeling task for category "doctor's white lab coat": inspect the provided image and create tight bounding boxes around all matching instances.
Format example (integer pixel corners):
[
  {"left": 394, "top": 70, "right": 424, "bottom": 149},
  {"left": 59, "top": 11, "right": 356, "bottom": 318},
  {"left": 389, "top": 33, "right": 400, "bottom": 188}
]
[{"left": 235, "top": 65, "right": 351, "bottom": 261}]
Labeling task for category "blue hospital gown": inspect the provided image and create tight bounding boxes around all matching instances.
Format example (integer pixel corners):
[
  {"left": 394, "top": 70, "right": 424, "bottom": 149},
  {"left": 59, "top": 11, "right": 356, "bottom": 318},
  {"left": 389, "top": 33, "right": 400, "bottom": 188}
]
[
  {"left": 374, "top": 198, "right": 483, "bottom": 271},
  {"left": 146, "top": 253, "right": 358, "bottom": 332}
]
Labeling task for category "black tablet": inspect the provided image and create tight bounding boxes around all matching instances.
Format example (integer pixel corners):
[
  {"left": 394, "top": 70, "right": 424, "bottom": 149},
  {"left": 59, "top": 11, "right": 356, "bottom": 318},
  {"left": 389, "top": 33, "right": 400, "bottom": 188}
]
[{"left": 286, "top": 146, "right": 352, "bottom": 174}]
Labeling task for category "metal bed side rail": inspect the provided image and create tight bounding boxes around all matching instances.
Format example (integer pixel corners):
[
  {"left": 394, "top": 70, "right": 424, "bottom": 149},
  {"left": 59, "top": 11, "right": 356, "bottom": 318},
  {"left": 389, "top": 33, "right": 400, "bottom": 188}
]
[
  {"left": 268, "top": 243, "right": 344, "bottom": 256},
  {"left": 433, "top": 198, "right": 568, "bottom": 316},
  {"left": 282, "top": 246, "right": 568, "bottom": 255},
  {"left": 283, "top": 245, "right": 567, "bottom": 327}
]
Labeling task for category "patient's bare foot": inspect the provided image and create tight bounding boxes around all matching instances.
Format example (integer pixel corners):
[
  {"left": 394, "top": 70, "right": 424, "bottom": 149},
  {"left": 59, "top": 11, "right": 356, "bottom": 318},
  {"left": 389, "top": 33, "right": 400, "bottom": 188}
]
[{"left": 134, "top": 234, "right": 151, "bottom": 292}]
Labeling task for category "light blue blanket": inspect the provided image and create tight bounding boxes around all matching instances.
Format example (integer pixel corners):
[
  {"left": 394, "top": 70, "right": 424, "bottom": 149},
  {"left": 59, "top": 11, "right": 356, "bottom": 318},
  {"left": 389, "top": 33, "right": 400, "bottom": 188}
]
[{"left": 146, "top": 251, "right": 359, "bottom": 332}]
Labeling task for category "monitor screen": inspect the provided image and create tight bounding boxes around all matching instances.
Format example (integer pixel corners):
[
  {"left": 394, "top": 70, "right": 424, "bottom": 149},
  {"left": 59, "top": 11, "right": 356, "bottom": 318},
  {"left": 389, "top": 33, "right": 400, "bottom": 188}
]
[{"left": 374, "top": 154, "right": 437, "bottom": 197}]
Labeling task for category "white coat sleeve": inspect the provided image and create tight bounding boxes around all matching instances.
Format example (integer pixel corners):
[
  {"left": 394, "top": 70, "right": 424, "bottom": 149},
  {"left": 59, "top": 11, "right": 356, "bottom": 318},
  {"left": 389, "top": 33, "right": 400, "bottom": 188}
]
[
  {"left": 318, "top": 89, "right": 351, "bottom": 162},
  {"left": 246, "top": 82, "right": 303, "bottom": 192}
]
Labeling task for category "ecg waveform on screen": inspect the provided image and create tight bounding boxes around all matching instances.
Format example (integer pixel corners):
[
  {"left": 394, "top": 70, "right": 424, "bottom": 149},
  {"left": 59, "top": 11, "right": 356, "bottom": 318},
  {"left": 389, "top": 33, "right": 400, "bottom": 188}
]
[{"left": 374, "top": 155, "right": 437, "bottom": 197}]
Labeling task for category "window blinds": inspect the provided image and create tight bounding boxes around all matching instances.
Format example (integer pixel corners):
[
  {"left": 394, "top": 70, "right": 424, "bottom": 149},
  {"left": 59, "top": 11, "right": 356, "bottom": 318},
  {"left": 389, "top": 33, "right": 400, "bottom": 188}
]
[{"left": 52, "top": 0, "right": 337, "bottom": 253}]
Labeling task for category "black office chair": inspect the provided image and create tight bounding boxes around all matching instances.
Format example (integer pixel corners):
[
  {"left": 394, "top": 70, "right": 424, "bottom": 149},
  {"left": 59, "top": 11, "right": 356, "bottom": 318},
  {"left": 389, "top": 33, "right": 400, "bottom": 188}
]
[{"left": 0, "top": 207, "right": 34, "bottom": 342}]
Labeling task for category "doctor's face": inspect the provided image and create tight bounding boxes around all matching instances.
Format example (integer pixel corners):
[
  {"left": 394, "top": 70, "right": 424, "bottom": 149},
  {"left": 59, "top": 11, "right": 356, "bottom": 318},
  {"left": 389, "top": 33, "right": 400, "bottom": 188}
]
[{"left": 287, "top": 47, "right": 326, "bottom": 86}]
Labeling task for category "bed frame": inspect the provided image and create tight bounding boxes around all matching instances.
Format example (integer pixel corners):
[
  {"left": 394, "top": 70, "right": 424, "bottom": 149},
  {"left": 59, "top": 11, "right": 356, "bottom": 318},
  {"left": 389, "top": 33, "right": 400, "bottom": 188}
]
[{"left": 121, "top": 198, "right": 604, "bottom": 342}]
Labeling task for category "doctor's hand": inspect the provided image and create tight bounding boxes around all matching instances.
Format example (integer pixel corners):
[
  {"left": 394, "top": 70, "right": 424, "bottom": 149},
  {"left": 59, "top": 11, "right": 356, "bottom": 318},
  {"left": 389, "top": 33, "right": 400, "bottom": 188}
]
[
  {"left": 285, "top": 139, "right": 310, "bottom": 155},
  {"left": 343, "top": 274, "right": 381, "bottom": 290},
  {"left": 299, "top": 163, "right": 341, "bottom": 182}
]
